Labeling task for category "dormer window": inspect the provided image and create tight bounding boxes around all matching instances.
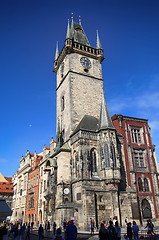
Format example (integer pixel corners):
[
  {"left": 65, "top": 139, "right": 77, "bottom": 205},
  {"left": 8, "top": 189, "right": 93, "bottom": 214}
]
[{"left": 76, "top": 28, "right": 83, "bottom": 33}]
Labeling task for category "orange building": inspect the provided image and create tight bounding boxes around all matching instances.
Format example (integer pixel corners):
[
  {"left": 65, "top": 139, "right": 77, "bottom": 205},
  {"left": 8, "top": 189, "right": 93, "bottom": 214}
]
[
  {"left": 0, "top": 172, "right": 13, "bottom": 210},
  {"left": 26, "top": 152, "right": 43, "bottom": 224}
]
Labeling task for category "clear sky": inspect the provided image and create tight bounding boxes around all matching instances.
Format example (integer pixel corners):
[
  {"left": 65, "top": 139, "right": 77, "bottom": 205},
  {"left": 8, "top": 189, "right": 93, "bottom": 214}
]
[{"left": 0, "top": 0, "right": 159, "bottom": 177}]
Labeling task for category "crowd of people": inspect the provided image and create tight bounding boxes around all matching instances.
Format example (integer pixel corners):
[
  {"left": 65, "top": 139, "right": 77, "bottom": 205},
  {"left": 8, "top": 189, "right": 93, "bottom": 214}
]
[{"left": 0, "top": 217, "right": 156, "bottom": 240}]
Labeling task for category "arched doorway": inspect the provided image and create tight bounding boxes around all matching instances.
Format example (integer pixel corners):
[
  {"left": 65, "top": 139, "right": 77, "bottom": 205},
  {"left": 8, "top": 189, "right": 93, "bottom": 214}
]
[{"left": 142, "top": 199, "right": 152, "bottom": 219}]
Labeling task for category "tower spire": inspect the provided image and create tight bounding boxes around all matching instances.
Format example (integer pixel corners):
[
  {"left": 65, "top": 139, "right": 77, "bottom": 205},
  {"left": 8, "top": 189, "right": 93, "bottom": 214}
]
[
  {"left": 96, "top": 30, "right": 102, "bottom": 49},
  {"left": 99, "top": 90, "right": 115, "bottom": 130},
  {"left": 66, "top": 19, "right": 71, "bottom": 39},
  {"left": 54, "top": 41, "right": 59, "bottom": 61}
]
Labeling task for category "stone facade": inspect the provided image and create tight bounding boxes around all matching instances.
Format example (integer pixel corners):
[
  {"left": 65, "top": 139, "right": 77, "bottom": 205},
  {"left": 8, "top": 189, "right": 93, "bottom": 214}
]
[
  {"left": 51, "top": 19, "right": 159, "bottom": 230},
  {"left": 11, "top": 19, "right": 159, "bottom": 230}
]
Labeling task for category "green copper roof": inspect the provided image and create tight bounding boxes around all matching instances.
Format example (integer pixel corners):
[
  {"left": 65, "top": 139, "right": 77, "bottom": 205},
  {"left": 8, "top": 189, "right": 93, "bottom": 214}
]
[
  {"left": 66, "top": 19, "right": 71, "bottom": 39},
  {"left": 54, "top": 41, "right": 59, "bottom": 61},
  {"left": 96, "top": 30, "right": 102, "bottom": 49},
  {"left": 69, "top": 21, "right": 90, "bottom": 46},
  {"left": 99, "top": 91, "right": 115, "bottom": 130}
]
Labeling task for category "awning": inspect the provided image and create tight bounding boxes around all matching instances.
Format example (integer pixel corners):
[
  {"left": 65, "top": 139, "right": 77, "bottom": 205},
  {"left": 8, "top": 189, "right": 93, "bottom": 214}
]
[{"left": 0, "top": 200, "right": 12, "bottom": 218}]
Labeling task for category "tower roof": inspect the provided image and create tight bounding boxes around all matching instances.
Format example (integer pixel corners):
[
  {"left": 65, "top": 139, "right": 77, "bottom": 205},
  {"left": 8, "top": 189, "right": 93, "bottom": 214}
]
[
  {"left": 96, "top": 30, "right": 102, "bottom": 49},
  {"left": 66, "top": 19, "right": 71, "bottom": 39},
  {"left": 54, "top": 41, "right": 59, "bottom": 61},
  {"left": 69, "top": 20, "right": 90, "bottom": 46},
  {"left": 72, "top": 115, "right": 99, "bottom": 135},
  {"left": 99, "top": 91, "right": 115, "bottom": 130}
]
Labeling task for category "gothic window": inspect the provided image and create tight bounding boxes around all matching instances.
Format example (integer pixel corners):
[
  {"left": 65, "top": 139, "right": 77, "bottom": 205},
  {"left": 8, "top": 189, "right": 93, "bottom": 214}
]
[
  {"left": 131, "top": 128, "right": 142, "bottom": 144},
  {"left": 110, "top": 144, "right": 116, "bottom": 168},
  {"left": 61, "top": 96, "right": 65, "bottom": 111},
  {"left": 138, "top": 177, "right": 143, "bottom": 192},
  {"left": 134, "top": 151, "right": 145, "bottom": 167},
  {"left": 144, "top": 178, "right": 149, "bottom": 192},
  {"left": 75, "top": 152, "right": 79, "bottom": 178},
  {"left": 142, "top": 199, "right": 152, "bottom": 219},
  {"left": 104, "top": 144, "right": 110, "bottom": 168},
  {"left": 90, "top": 148, "right": 97, "bottom": 174}
]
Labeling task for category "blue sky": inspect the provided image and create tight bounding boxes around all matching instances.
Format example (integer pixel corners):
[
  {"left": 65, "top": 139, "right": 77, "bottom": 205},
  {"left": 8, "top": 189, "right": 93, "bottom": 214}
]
[{"left": 0, "top": 0, "right": 159, "bottom": 177}]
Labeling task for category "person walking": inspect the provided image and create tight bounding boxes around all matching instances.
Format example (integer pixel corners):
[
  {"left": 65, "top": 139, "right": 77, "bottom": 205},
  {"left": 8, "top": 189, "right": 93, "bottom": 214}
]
[
  {"left": 25, "top": 225, "right": 30, "bottom": 240},
  {"left": 38, "top": 224, "right": 44, "bottom": 240},
  {"left": 108, "top": 220, "right": 117, "bottom": 240},
  {"left": 53, "top": 222, "right": 57, "bottom": 236},
  {"left": 127, "top": 222, "right": 132, "bottom": 240},
  {"left": 65, "top": 220, "right": 77, "bottom": 240},
  {"left": 115, "top": 221, "right": 121, "bottom": 240},
  {"left": 132, "top": 221, "right": 139, "bottom": 240},
  {"left": 99, "top": 223, "right": 109, "bottom": 240},
  {"left": 90, "top": 219, "right": 95, "bottom": 236}
]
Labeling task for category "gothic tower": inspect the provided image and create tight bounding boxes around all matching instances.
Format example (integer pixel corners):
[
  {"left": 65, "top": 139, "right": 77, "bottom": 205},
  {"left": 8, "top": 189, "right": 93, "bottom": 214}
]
[
  {"left": 54, "top": 18, "right": 104, "bottom": 143},
  {"left": 52, "top": 18, "right": 121, "bottom": 230}
]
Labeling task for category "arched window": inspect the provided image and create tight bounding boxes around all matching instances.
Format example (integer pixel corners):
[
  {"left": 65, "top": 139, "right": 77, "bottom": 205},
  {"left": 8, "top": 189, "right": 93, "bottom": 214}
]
[
  {"left": 90, "top": 148, "right": 97, "bottom": 175},
  {"left": 138, "top": 177, "right": 143, "bottom": 192},
  {"left": 110, "top": 144, "right": 116, "bottom": 168},
  {"left": 144, "top": 178, "right": 149, "bottom": 192},
  {"left": 142, "top": 199, "right": 152, "bottom": 219},
  {"left": 75, "top": 152, "right": 79, "bottom": 178},
  {"left": 104, "top": 144, "right": 110, "bottom": 167}
]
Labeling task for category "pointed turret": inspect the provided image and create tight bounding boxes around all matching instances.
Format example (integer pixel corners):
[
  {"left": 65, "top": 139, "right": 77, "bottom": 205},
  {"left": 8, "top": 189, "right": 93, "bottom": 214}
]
[
  {"left": 96, "top": 30, "right": 102, "bottom": 49},
  {"left": 99, "top": 91, "right": 115, "bottom": 130},
  {"left": 66, "top": 19, "right": 71, "bottom": 39},
  {"left": 54, "top": 41, "right": 59, "bottom": 61}
]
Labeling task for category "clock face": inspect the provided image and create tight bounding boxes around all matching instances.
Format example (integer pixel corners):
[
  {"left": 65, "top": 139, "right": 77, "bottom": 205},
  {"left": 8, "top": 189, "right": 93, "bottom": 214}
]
[
  {"left": 60, "top": 62, "right": 64, "bottom": 75},
  {"left": 64, "top": 188, "right": 69, "bottom": 195},
  {"left": 80, "top": 57, "right": 91, "bottom": 69}
]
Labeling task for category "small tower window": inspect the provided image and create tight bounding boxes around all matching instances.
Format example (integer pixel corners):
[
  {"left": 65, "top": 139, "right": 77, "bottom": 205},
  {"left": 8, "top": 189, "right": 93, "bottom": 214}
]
[
  {"left": 144, "top": 178, "right": 149, "bottom": 192},
  {"left": 61, "top": 96, "right": 65, "bottom": 111},
  {"left": 104, "top": 144, "right": 110, "bottom": 168},
  {"left": 111, "top": 144, "right": 116, "bottom": 168},
  {"left": 138, "top": 177, "right": 143, "bottom": 192}
]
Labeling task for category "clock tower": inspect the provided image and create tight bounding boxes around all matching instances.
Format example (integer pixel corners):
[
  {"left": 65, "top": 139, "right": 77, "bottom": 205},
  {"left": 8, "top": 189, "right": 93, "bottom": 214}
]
[
  {"left": 54, "top": 18, "right": 104, "bottom": 143},
  {"left": 52, "top": 18, "right": 121, "bottom": 231}
]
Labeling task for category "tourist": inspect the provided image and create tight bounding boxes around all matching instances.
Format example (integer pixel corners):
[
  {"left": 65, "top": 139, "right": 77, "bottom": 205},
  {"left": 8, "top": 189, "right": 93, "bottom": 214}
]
[
  {"left": 132, "top": 221, "right": 139, "bottom": 240},
  {"left": 108, "top": 220, "right": 117, "bottom": 240},
  {"left": 115, "top": 221, "right": 121, "bottom": 240},
  {"left": 25, "top": 225, "right": 30, "bottom": 240},
  {"left": 53, "top": 222, "right": 57, "bottom": 236},
  {"left": 99, "top": 223, "right": 109, "bottom": 240},
  {"left": 90, "top": 218, "right": 95, "bottom": 235},
  {"left": 127, "top": 222, "right": 132, "bottom": 240},
  {"left": 103, "top": 220, "right": 107, "bottom": 229},
  {"left": 53, "top": 228, "right": 65, "bottom": 240},
  {"left": 65, "top": 220, "right": 77, "bottom": 240},
  {"left": 125, "top": 217, "right": 128, "bottom": 226},
  {"left": 38, "top": 224, "right": 44, "bottom": 240},
  {"left": 62, "top": 219, "right": 66, "bottom": 230}
]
